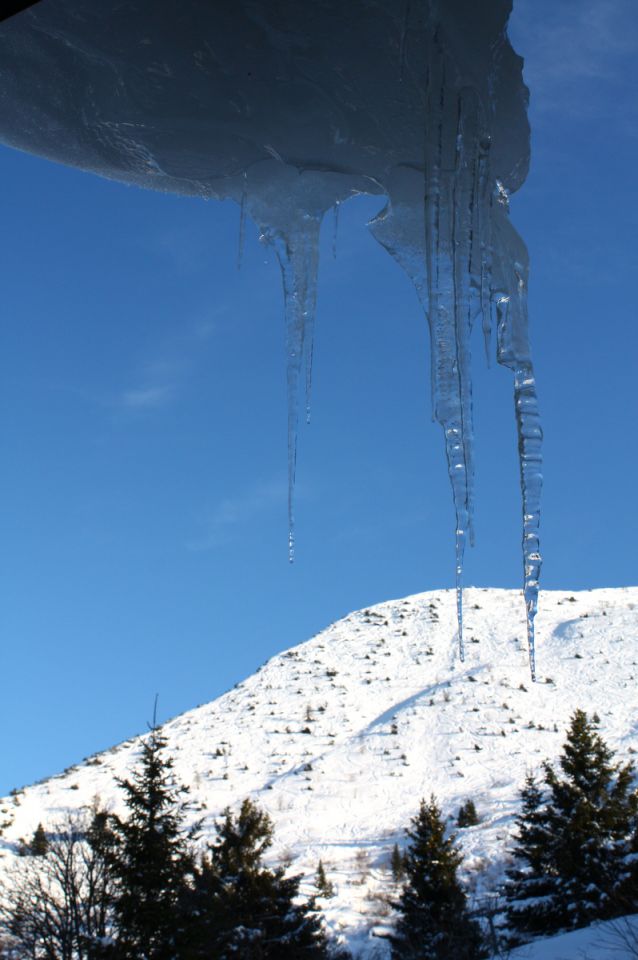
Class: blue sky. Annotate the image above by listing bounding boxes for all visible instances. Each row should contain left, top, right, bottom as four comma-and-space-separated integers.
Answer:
1, 0, 637, 795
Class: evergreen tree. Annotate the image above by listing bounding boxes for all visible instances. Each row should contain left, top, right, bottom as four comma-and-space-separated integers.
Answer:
504, 774, 555, 941
505, 710, 638, 941
29, 822, 48, 856
106, 725, 193, 960
623, 805, 638, 911
457, 801, 480, 828
315, 859, 335, 898
84, 806, 120, 950
390, 843, 406, 883
544, 710, 638, 928
390, 796, 485, 960
183, 798, 330, 959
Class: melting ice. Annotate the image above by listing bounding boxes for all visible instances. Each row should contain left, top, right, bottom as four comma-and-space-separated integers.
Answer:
0, 0, 542, 674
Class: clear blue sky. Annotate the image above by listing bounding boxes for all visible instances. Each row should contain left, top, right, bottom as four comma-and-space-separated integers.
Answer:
1, 0, 636, 796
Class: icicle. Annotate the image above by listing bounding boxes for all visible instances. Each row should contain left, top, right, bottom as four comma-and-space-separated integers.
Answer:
455, 530, 465, 662
264, 216, 321, 562
453, 87, 484, 550
514, 362, 542, 679
491, 196, 543, 679
471, 135, 493, 366
231, 12, 539, 671
423, 37, 478, 656
305, 326, 314, 427
332, 201, 340, 260
369, 21, 541, 673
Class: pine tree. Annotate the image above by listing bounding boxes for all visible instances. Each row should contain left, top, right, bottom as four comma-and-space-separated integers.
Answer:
390, 796, 485, 960
457, 800, 480, 828
544, 710, 638, 928
315, 859, 335, 898
29, 822, 48, 856
183, 798, 330, 959
505, 710, 638, 941
107, 725, 193, 960
390, 843, 406, 883
504, 774, 555, 941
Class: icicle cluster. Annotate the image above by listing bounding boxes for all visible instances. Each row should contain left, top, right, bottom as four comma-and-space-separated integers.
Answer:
0, 0, 541, 675
246, 18, 542, 676
370, 21, 542, 677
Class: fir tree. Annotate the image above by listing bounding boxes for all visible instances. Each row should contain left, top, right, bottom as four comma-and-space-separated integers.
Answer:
183, 798, 330, 959
390, 796, 485, 960
315, 859, 335, 898
106, 725, 193, 960
506, 710, 638, 941
29, 822, 48, 856
457, 800, 480, 828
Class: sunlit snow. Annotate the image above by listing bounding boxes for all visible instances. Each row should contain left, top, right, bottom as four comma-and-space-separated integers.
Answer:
1, 587, 636, 956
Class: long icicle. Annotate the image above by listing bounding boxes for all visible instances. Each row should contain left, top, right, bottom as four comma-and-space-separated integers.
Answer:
515, 362, 542, 679
491, 195, 543, 678
424, 34, 477, 661
266, 217, 321, 562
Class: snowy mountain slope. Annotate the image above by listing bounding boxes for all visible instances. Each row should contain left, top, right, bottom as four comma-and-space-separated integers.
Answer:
1, 587, 637, 956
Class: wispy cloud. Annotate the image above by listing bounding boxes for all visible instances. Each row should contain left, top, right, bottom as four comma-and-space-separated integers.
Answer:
118, 385, 174, 410
188, 478, 288, 551
510, 0, 638, 122
113, 315, 219, 415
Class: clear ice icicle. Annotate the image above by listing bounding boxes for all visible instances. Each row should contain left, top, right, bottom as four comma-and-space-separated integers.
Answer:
422, 37, 484, 658
368, 164, 471, 658
264, 216, 321, 562
515, 362, 542, 679
245, 161, 342, 563
332, 201, 340, 260
491, 197, 543, 678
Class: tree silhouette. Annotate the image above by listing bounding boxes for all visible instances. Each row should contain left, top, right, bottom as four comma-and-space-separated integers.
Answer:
390, 796, 484, 960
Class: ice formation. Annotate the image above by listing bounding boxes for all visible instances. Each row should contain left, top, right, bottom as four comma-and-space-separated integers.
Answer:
0, 0, 542, 674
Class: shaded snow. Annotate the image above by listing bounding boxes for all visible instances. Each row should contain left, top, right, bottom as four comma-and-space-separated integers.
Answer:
509, 914, 638, 960
1, 586, 637, 956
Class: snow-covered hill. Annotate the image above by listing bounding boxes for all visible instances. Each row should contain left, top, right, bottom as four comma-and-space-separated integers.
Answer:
2, 587, 637, 956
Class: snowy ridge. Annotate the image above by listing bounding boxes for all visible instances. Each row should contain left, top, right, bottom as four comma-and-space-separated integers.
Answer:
2, 587, 637, 956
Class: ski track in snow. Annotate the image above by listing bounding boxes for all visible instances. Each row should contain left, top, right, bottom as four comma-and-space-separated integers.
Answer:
1, 586, 637, 956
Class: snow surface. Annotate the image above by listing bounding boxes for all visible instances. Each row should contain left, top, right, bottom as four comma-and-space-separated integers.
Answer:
509, 914, 638, 960
2, 586, 637, 956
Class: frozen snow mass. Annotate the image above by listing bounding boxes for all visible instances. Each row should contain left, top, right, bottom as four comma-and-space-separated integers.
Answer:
0, 0, 543, 673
